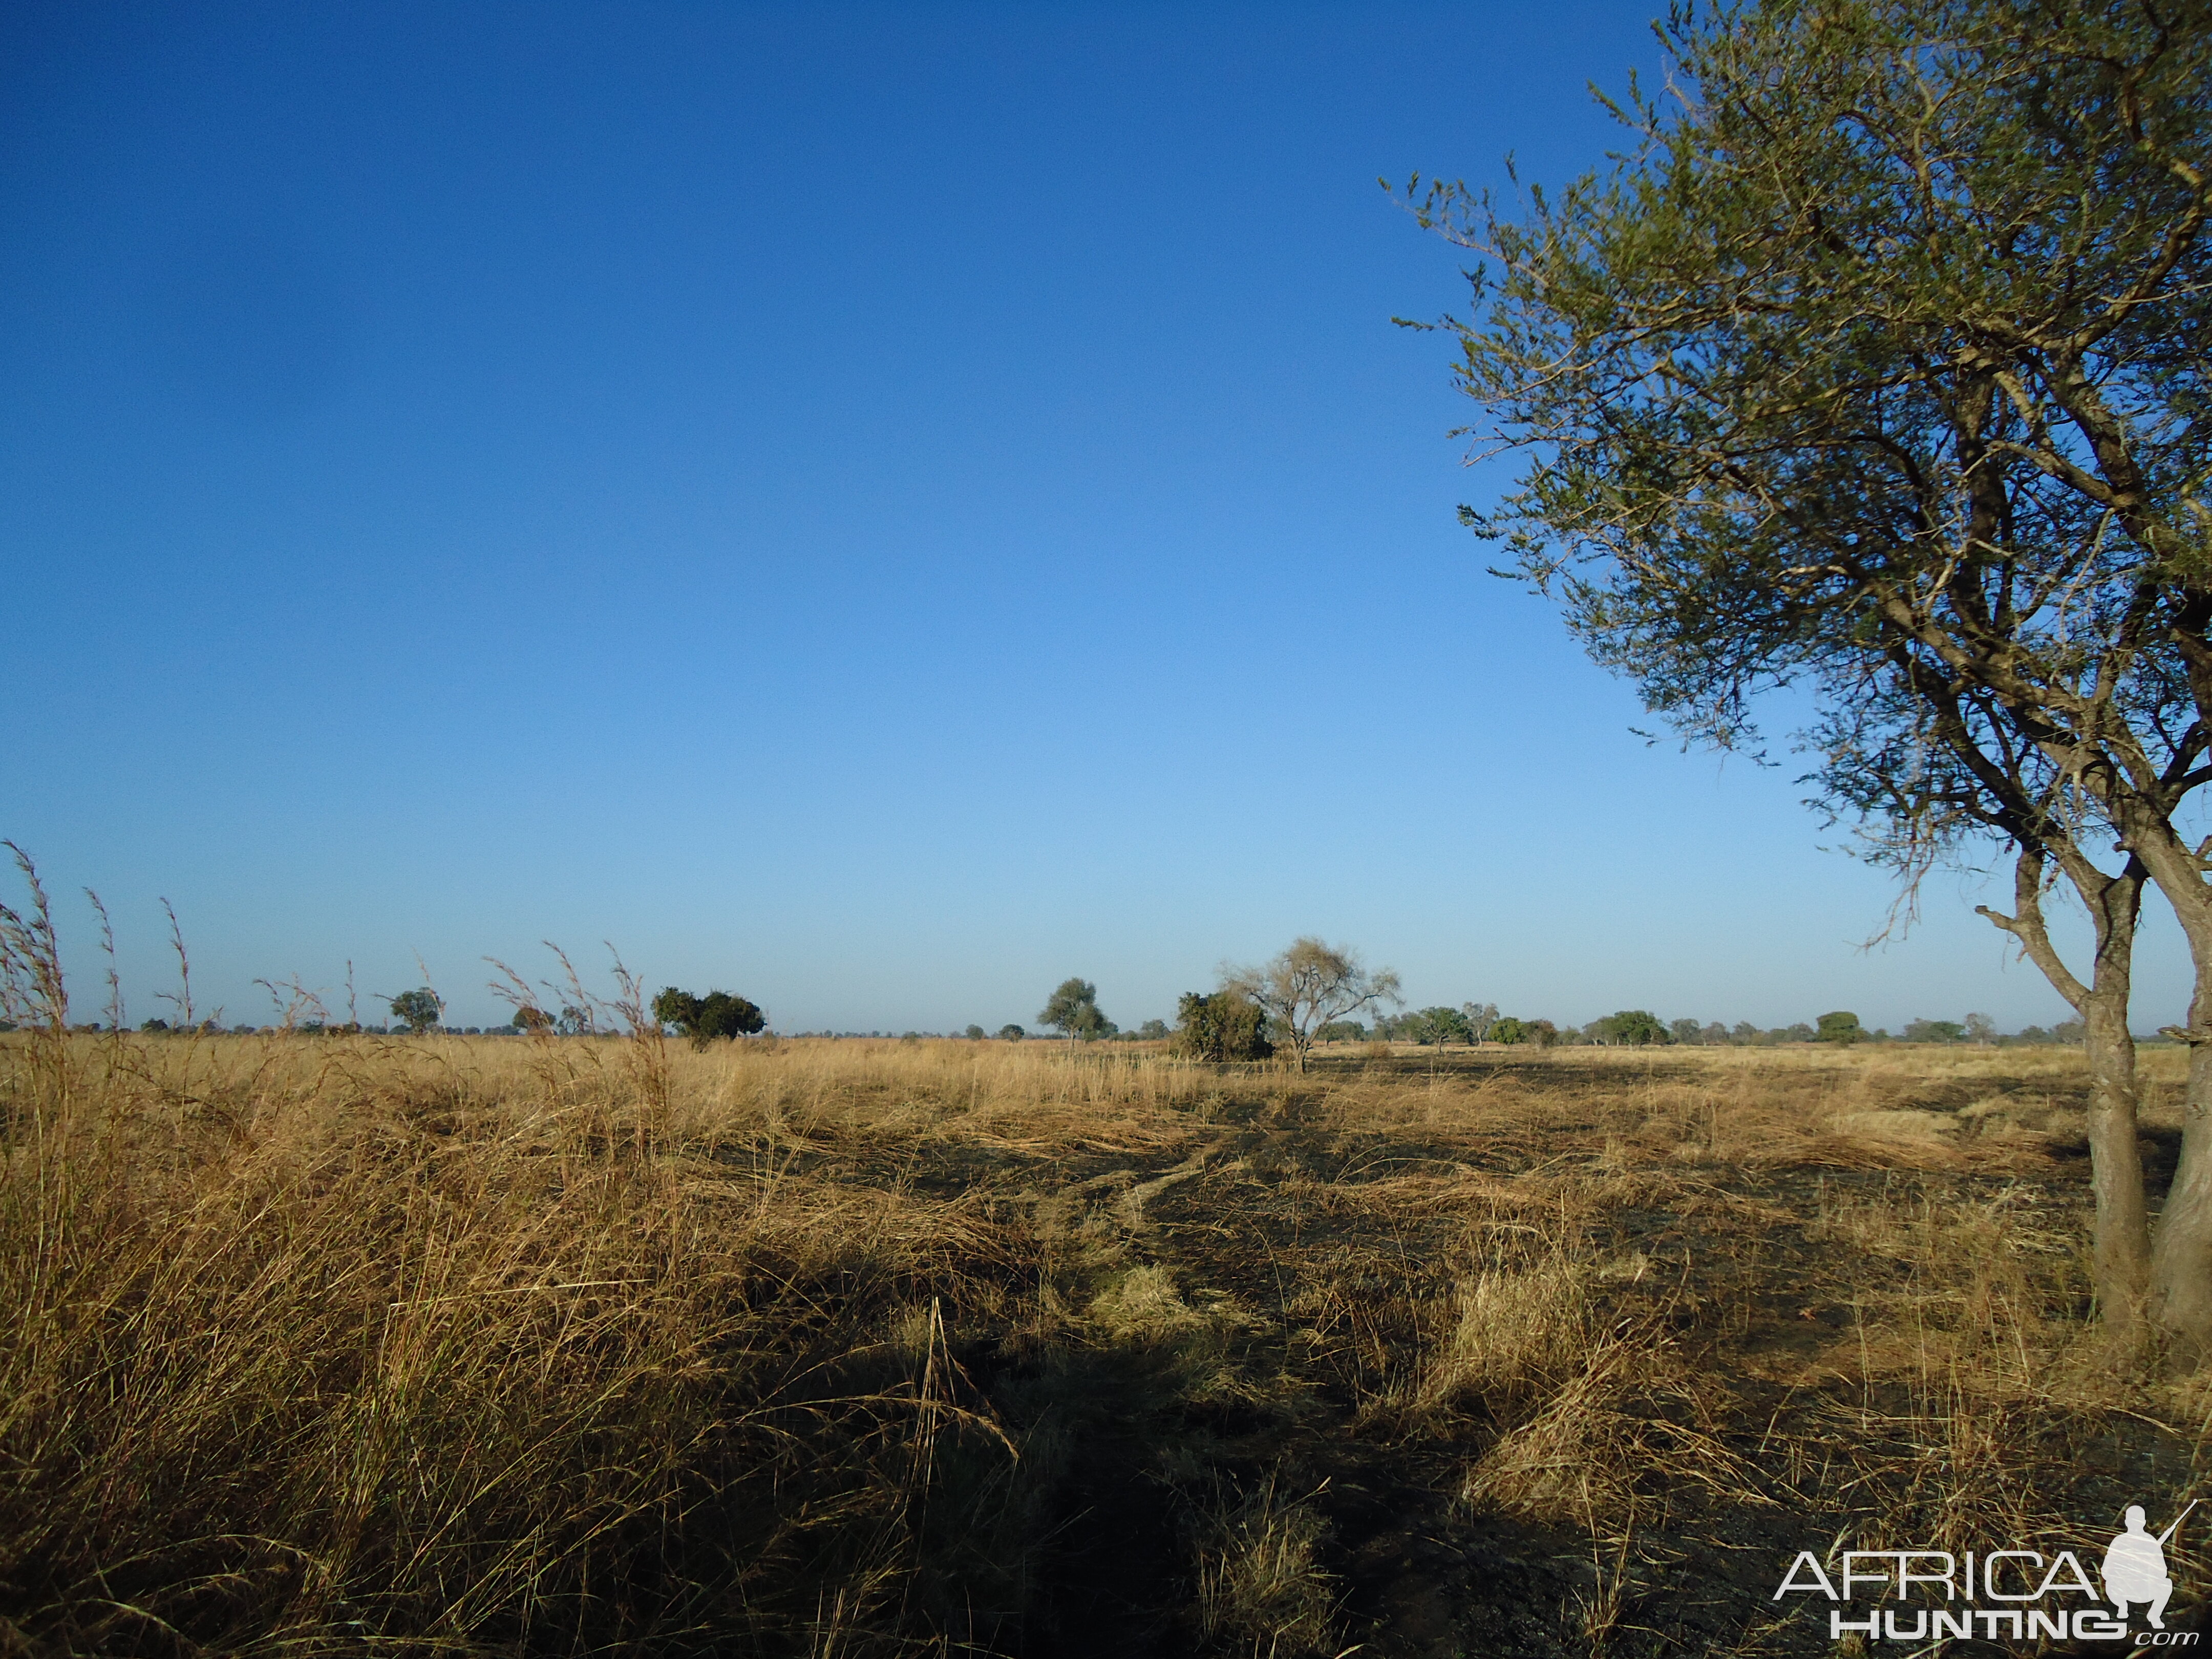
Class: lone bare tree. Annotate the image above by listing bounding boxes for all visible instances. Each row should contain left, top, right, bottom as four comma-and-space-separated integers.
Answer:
1225, 939, 1402, 1073
1408, 0, 2212, 1354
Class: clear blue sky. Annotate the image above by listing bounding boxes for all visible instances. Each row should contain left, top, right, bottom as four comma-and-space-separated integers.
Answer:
2, 1, 2190, 1033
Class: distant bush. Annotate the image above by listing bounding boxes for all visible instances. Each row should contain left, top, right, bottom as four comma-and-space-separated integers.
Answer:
1134, 1019, 1170, 1041
1172, 990, 1273, 1061
1489, 1016, 1529, 1046
996, 1025, 1025, 1042
962, 1024, 986, 1040
1816, 1011, 1862, 1045
1314, 1019, 1367, 1043
1903, 1018, 1966, 1044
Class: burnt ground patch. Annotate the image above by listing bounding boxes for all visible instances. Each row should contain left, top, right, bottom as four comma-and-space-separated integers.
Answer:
888, 1047, 2212, 1655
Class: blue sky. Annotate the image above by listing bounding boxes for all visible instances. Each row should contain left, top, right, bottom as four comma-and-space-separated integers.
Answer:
1, 1, 2191, 1034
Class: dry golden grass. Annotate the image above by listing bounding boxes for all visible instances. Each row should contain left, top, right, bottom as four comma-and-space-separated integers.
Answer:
3, 1025, 2205, 1656
1191, 1477, 1341, 1658
0, 1030, 1147, 1655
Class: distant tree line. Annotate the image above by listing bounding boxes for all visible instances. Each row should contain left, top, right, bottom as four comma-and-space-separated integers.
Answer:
37, 964, 2101, 1055
1314, 1008, 2092, 1048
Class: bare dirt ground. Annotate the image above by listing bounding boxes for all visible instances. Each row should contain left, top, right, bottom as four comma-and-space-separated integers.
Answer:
7, 1034, 2209, 1656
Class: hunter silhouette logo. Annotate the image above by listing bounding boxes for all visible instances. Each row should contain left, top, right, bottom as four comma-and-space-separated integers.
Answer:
1772, 1502, 2197, 1644
2105, 1502, 2193, 1630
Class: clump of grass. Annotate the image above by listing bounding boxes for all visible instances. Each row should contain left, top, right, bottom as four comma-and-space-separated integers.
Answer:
1416, 1243, 1594, 1418
1193, 1477, 1341, 1658
1461, 1325, 1766, 1532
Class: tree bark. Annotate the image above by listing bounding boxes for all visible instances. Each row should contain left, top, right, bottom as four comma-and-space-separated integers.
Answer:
2104, 814, 2212, 1360
2152, 1025, 2212, 1357
1982, 847, 2151, 1349
2082, 935, 2151, 1351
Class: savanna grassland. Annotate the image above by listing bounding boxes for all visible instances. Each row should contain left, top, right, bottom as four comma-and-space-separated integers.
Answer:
5, 1024, 2210, 1657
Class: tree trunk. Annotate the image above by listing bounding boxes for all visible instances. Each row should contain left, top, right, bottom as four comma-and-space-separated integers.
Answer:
2082, 962, 2151, 1351
1982, 847, 2151, 1349
2107, 817, 2212, 1362
2152, 1024, 2212, 1358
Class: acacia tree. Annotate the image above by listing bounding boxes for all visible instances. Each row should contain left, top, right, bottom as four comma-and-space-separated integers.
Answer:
1410, 0, 2212, 1352
388, 987, 442, 1035
1038, 977, 1115, 1041
1225, 939, 1402, 1073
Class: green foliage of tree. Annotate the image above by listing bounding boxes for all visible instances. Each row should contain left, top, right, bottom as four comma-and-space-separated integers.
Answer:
963, 1024, 987, 1040
1816, 1011, 1863, 1046
388, 988, 442, 1035
996, 1024, 1025, 1042
1488, 1015, 1529, 1046
1314, 1019, 1368, 1043
1587, 1009, 1668, 1047
1405, 1006, 1476, 1046
700, 992, 763, 1040
1407, 0, 2212, 1354
652, 988, 702, 1033
1037, 977, 1115, 1041
653, 988, 767, 1045
1904, 1019, 1967, 1045
1135, 1018, 1171, 1041
1172, 990, 1274, 1062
